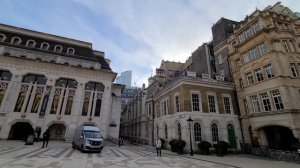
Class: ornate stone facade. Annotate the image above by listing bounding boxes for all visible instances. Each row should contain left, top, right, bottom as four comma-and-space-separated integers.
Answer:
0, 24, 124, 141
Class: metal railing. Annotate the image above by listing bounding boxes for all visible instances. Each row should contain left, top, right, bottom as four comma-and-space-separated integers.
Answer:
241, 143, 300, 163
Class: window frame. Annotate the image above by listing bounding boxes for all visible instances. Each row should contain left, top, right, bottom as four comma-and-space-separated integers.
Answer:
194, 122, 202, 142
264, 64, 275, 79
222, 94, 233, 114
11, 37, 22, 45
254, 68, 264, 82
260, 92, 271, 112
245, 72, 254, 85
174, 93, 180, 113
54, 45, 63, 53
207, 93, 218, 113
191, 91, 201, 112
250, 95, 260, 112
271, 90, 284, 110
26, 40, 36, 48
40, 42, 50, 50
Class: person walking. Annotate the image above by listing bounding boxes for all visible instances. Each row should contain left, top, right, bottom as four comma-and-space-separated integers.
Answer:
42, 129, 50, 148
156, 138, 162, 157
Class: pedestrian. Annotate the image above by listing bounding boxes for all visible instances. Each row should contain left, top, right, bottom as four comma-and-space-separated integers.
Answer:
25, 134, 34, 145
156, 138, 162, 157
119, 137, 122, 147
121, 137, 124, 146
42, 129, 50, 148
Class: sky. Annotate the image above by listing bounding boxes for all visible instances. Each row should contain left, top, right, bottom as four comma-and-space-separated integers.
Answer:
0, 0, 299, 87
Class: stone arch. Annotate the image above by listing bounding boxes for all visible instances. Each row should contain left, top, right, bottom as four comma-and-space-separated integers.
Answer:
46, 121, 68, 140
8, 120, 34, 140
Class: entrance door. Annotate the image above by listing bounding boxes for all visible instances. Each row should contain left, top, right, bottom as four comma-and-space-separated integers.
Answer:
227, 124, 237, 149
8, 122, 34, 140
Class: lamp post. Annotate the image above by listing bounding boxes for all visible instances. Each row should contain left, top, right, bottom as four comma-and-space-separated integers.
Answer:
187, 116, 193, 156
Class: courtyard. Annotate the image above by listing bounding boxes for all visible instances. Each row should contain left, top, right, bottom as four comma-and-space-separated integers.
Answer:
0, 140, 299, 168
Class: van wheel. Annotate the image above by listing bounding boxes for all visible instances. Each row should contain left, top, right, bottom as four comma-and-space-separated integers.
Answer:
80, 145, 85, 153
72, 142, 76, 149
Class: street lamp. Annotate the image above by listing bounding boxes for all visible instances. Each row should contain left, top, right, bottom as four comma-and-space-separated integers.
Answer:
187, 116, 193, 156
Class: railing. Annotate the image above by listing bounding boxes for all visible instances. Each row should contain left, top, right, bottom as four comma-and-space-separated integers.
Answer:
241, 143, 300, 163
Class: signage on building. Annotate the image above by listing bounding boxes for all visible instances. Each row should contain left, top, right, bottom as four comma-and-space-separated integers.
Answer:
187, 71, 196, 77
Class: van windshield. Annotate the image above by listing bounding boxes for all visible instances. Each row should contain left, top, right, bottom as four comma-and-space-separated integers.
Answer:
84, 131, 101, 138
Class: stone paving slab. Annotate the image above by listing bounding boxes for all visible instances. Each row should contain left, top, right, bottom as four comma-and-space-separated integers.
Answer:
0, 140, 299, 168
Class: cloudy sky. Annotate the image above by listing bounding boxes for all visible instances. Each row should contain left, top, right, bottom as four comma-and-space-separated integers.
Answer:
0, 0, 299, 87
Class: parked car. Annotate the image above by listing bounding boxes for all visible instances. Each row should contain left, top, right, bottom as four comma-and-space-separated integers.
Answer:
72, 125, 104, 153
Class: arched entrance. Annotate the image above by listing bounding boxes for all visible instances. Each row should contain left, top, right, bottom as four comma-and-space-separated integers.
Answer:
263, 126, 298, 150
8, 122, 34, 140
227, 124, 237, 149
48, 123, 66, 140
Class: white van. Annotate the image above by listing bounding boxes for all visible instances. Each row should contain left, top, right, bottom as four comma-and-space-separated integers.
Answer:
72, 125, 104, 153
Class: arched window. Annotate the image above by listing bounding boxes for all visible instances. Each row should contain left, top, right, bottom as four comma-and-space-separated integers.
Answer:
211, 123, 219, 143
50, 95, 59, 114
55, 78, 77, 88
177, 123, 182, 139
85, 82, 104, 91
26, 40, 36, 48
14, 91, 26, 112
22, 74, 47, 85
164, 124, 168, 139
67, 48, 75, 55
194, 123, 202, 142
64, 96, 73, 115
40, 42, 49, 50
54, 45, 63, 53
31, 93, 41, 113
0, 34, 6, 42
0, 70, 12, 81
11, 37, 22, 45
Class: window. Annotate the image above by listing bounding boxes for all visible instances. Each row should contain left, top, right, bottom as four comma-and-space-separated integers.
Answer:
82, 98, 89, 116
239, 78, 244, 90
26, 40, 36, 48
94, 99, 102, 116
54, 45, 63, 53
175, 95, 180, 112
211, 124, 219, 143
31, 93, 41, 113
0, 90, 5, 107
223, 97, 231, 114
249, 48, 258, 60
161, 100, 168, 115
40, 42, 49, 50
191, 93, 200, 111
290, 63, 299, 77
218, 55, 223, 65
245, 29, 253, 38
282, 40, 290, 52
243, 52, 250, 63
64, 96, 73, 115
14, 92, 26, 112
0, 70, 12, 81
261, 92, 271, 111
155, 104, 159, 118
208, 95, 216, 113
253, 23, 260, 33
258, 43, 268, 55
0, 34, 6, 42
194, 123, 202, 142
164, 124, 168, 139
254, 68, 264, 82
50, 95, 60, 114
271, 90, 284, 110
251, 95, 260, 112
246, 72, 254, 85
177, 123, 182, 140
67, 48, 75, 55
264, 64, 274, 78
243, 99, 249, 114
235, 59, 241, 68
239, 34, 245, 43
11, 37, 21, 45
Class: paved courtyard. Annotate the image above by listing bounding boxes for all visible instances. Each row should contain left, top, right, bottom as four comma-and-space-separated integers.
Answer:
0, 140, 299, 168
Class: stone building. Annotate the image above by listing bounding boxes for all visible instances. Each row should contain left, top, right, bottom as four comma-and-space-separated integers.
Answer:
0, 23, 124, 141
152, 74, 242, 150
212, 18, 239, 82
184, 42, 216, 78
227, 2, 300, 150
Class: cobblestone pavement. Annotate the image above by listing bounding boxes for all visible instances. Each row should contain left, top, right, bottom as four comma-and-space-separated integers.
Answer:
0, 141, 299, 168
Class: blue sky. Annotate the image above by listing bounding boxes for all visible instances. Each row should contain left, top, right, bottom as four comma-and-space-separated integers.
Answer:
0, 0, 299, 87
